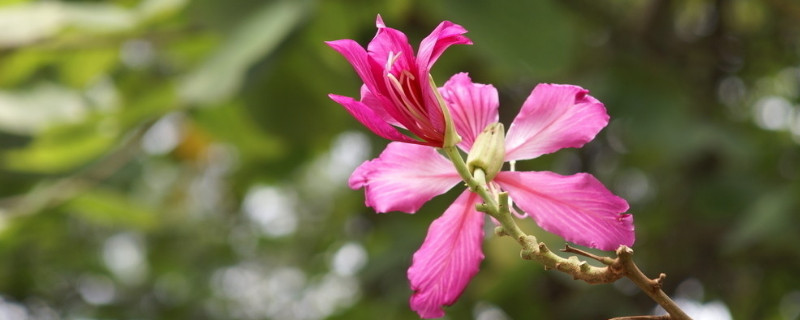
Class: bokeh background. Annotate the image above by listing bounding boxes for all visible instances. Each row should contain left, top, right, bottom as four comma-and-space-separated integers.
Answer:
1, 0, 799, 319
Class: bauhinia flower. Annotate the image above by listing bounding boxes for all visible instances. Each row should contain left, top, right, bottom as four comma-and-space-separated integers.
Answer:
326, 15, 471, 147
349, 73, 635, 318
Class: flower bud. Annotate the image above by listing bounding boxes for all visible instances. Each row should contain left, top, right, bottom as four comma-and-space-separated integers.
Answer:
466, 122, 505, 181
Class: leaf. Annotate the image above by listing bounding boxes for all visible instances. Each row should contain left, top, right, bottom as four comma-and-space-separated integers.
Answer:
58, 48, 118, 87
65, 189, 159, 230
0, 49, 53, 86
192, 101, 284, 160
2, 120, 117, 173
178, 0, 308, 104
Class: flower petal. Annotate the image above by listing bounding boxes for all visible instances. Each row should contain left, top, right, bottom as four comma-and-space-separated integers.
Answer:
495, 171, 634, 250
360, 85, 403, 128
440, 73, 499, 151
367, 15, 417, 77
408, 190, 484, 318
326, 39, 383, 95
415, 21, 471, 136
329, 94, 419, 144
348, 142, 461, 213
417, 20, 472, 70
505, 84, 609, 161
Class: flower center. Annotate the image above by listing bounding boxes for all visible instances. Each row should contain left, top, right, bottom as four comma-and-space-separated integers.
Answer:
384, 52, 438, 141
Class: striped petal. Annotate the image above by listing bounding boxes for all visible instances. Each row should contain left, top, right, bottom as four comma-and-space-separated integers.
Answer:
349, 142, 461, 213
440, 73, 499, 151
329, 94, 419, 144
505, 84, 609, 161
495, 171, 634, 250
408, 190, 484, 318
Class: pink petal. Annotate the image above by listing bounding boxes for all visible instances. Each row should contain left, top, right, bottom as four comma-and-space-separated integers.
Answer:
408, 190, 485, 318
329, 94, 419, 144
495, 171, 634, 250
415, 21, 471, 134
360, 85, 403, 128
439, 73, 499, 151
348, 142, 461, 213
417, 20, 472, 70
504, 84, 609, 161
325, 39, 383, 95
368, 17, 415, 75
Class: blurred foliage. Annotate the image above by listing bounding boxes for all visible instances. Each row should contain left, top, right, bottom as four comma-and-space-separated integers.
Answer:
0, 0, 799, 319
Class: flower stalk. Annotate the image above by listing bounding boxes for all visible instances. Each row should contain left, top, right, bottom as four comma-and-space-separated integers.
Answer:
441, 144, 692, 320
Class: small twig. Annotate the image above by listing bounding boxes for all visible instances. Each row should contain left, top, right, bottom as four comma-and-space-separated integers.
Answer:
562, 244, 616, 266
441, 144, 692, 320
617, 247, 690, 319
609, 316, 671, 320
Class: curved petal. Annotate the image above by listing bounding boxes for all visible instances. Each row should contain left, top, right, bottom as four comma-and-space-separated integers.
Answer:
505, 84, 609, 161
417, 20, 472, 70
439, 73, 499, 151
495, 171, 634, 250
326, 39, 383, 95
360, 85, 403, 128
416, 20, 471, 138
329, 94, 419, 144
348, 142, 461, 213
368, 17, 415, 75
408, 190, 484, 318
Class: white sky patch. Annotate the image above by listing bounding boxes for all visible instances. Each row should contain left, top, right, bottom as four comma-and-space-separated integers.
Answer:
78, 274, 116, 305
780, 290, 800, 320
615, 168, 652, 204
331, 242, 367, 277
0, 297, 27, 320
299, 131, 371, 202
211, 264, 359, 320
327, 132, 371, 182
141, 113, 183, 155
653, 278, 732, 320
0, 84, 86, 135
243, 185, 298, 237
120, 39, 155, 69
474, 301, 510, 320
753, 96, 793, 131
103, 233, 148, 285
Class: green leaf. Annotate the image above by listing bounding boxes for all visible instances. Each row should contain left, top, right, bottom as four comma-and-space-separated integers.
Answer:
65, 189, 158, 230
178, 0, 308, 104
432, 0, 579, 79
0, 49, 53, 86
192, 101, 284, 160
58, 48, 118, 87
3, 120, 118, 173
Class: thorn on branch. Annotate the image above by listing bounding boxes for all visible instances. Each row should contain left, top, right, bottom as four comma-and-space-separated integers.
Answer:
609, 316, 671, 320
649, 273, 667, 291
538, 242, 549, 254
579, 261, 591, 273
494, 226, 507, 237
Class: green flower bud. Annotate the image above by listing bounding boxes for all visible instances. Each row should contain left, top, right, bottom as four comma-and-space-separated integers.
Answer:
466, 122, 505, 181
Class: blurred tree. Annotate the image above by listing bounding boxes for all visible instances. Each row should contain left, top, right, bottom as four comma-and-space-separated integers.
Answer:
0, 0, 798, 319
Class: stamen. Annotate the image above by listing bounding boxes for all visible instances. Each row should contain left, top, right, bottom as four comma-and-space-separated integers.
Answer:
386, 51, 402, 70
387, 73, 428, 127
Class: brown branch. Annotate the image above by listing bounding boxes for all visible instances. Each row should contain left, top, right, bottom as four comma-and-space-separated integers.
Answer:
500, 231, 693, 319
447, 147, 691, 319
616, 247, 690, 320
609, 316, 671, 320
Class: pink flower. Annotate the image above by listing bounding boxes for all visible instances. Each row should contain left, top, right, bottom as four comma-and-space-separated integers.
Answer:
349, 73, 634, 318
327, 15, 471, 147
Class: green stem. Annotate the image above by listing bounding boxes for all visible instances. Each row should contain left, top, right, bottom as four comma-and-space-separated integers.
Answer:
440, 145, 692, 320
